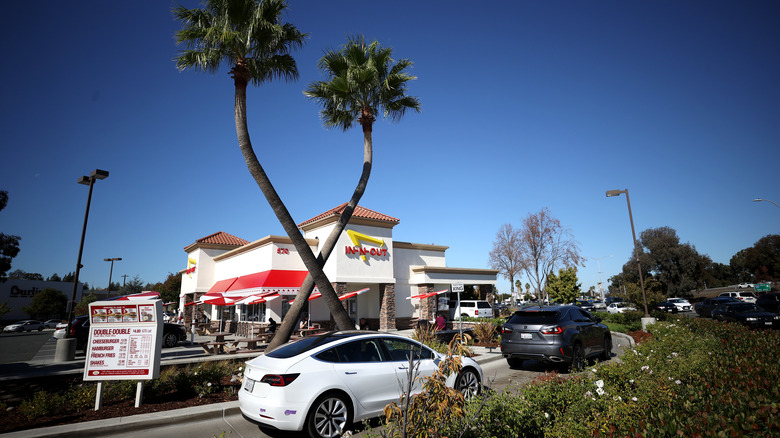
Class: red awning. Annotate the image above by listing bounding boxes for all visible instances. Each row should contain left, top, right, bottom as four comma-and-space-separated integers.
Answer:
407, 289, 449, 300
223, 270, 316, 296
202, 293, 238, 306
207, 277, 238, 294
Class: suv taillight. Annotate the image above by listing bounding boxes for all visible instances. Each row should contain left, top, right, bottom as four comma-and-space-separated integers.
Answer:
541, 326, 563, 335
260, 374, 300, 387
69, 325, 76, 336
501, 326, 513, 335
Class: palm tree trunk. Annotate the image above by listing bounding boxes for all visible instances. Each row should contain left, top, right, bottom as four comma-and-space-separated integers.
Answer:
268, 122, 374, 350
232, 74, 354, 332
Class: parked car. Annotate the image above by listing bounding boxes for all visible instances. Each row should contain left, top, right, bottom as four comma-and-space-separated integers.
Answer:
711, 302, 779, 329
718, 291, 757, 303
500, 305, 611, 371
605, 296, 624, 305
666, 298, 692, 312
694, 297, 739, 318
575, 300, 596, 312
449, 300, 492, 319
756, 293, 780, 313
592, 300, 606, 310
607, 302, 636, 314
738, 283, 755, 289
239, 331, 482, 438
67, 315, 188, 350
43, 319, 64, 329
653, 301, 679, 313
3, 320, 45, 332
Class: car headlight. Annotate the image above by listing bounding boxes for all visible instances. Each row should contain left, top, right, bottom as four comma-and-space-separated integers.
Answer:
774, 316, 780, 320
746, 317, 758, 321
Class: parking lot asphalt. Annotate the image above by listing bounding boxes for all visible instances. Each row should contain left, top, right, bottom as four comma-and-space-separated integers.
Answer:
0, 330, 634, 438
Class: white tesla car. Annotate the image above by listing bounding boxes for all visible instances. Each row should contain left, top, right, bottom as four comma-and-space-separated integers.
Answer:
239, 331, 482, 438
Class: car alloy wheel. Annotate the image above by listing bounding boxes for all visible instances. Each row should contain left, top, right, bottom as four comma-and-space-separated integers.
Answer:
571, 343, 585, 371
456, 368, 481, 400
307, 393, 351, 438
163, 332, 178, 348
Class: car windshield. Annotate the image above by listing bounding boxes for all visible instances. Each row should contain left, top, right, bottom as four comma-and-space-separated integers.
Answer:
507, 311, 559, 325
728, 303, 757, 312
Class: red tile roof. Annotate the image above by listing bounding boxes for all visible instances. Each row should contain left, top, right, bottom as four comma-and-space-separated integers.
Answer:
193, 231, 250, 247
298, 203, 400, 228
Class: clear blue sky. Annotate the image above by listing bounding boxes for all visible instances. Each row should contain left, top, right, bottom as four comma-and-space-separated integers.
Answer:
1, 1, 778, 296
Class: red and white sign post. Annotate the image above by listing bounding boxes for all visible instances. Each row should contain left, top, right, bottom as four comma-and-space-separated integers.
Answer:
83, 300, 163, 409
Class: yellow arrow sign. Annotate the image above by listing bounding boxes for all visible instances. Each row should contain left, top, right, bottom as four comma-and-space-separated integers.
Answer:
346, 230, 386, 262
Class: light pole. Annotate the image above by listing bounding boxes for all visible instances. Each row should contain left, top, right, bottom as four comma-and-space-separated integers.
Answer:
754, 198, 780, 209
606, 189, 652, 321
56, 169, 109, 362
590, 255, 613, 301
104, 257, 122, 296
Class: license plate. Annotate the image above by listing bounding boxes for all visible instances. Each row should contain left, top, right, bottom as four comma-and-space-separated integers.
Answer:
765, 322, 773, 326
244, 377, 255, 392
521, 333, 532, 339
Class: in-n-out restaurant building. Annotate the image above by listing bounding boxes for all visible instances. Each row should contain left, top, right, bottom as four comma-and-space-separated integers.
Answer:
178, 204, 498, 330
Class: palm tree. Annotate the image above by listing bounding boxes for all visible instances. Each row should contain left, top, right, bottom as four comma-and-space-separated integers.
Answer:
174, 0, 355, 331
266, 36, 420, 350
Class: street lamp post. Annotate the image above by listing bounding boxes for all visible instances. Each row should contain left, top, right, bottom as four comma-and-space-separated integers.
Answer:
55, 169, 109, 363
754, 198, 780, 209
606, 189, 654, 328
590, 255, 613, 302
104, 257, 122, 296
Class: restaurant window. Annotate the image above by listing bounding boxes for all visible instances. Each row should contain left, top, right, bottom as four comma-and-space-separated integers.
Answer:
241, 302, 266, 322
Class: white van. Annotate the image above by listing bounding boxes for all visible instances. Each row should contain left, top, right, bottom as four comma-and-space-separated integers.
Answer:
449, 300, 493, 319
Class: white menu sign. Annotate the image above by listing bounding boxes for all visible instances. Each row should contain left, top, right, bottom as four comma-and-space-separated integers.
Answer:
83, 300, 162, 381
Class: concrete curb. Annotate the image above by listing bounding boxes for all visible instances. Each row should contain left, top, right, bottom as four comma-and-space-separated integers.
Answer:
1, 401, 242, 438
612, 331, 636, 348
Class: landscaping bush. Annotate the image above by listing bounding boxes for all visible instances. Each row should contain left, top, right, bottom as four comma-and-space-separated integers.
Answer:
390, 316, 780, 437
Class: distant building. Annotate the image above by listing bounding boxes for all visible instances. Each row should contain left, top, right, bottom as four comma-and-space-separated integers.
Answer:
178, 204, 498, 330
0, 279, 83, 321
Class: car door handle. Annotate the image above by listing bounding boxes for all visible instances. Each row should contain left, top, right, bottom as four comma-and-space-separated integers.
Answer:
345, 371, 357, 375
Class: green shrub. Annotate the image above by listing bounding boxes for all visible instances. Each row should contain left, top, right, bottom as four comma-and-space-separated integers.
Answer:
384, 316, 780, 437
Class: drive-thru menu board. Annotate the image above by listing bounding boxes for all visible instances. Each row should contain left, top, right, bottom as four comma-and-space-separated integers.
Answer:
83, 300, 162, 381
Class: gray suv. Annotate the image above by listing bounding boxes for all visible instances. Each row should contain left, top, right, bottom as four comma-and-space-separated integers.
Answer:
500, 305, 612, 371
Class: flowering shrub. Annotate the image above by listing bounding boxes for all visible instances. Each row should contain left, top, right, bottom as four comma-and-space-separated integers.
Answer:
397, 316, 780, 437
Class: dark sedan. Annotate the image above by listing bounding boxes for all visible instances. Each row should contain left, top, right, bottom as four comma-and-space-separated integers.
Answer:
694, 297, 739, 318
654, 301, 679, 313
711, 302, 779, 329
68, 315, 188, 350
500, 305, 611, 371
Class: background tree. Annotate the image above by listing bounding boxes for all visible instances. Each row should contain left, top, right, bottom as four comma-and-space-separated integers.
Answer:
47, 273, 61, 281
742, 234, 780, 282
614, 226, 709, 297
489, 223, 525, 298
0, 301, 9, 319
517, 207, 583, 301
119, 275, 144, 295
8, 269, 43, 280
0, 191, 21, 281
22, 288, 68, 319
545, 267, 581, 304
74, 292, 99, 316
175, 0, 356, 333
146, 272, 182, 306
729, 249, 752, 283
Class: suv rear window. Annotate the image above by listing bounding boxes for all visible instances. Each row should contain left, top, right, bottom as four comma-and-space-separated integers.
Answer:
477, 302, 491, 308
507, 311, 559, 325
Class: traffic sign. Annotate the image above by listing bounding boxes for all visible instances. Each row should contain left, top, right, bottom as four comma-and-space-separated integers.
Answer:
755, 283, 771, 292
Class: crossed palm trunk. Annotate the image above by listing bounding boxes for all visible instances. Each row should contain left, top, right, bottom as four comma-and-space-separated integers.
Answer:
233, 69, 357, 336
267, 125, 374, 350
